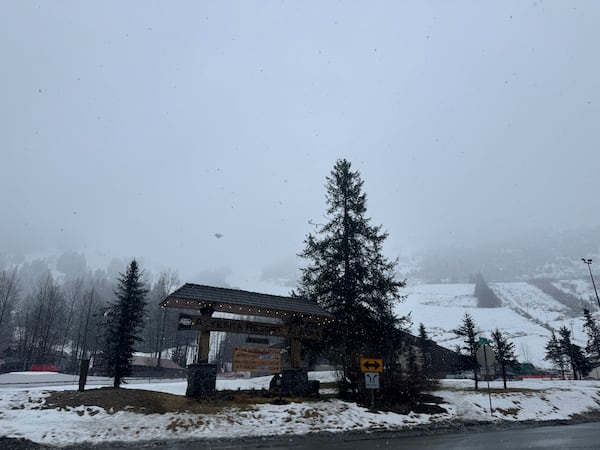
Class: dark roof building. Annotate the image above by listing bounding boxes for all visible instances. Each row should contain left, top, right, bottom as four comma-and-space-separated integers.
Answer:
160, 283, 334, 323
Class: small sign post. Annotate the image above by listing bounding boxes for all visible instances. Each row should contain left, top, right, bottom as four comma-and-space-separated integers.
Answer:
476, 344, 496, 416
364, 372, 380, 389
361, 358, 383, 409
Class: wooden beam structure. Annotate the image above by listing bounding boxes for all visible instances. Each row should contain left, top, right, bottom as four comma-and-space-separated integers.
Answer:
162, 284, 334, 369
178, 314, 323, 340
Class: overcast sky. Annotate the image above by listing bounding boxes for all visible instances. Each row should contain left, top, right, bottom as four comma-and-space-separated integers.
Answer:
2, 1, 599, 291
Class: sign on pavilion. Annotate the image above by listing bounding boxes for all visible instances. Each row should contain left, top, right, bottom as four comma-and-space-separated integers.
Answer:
160, 283, 334, 370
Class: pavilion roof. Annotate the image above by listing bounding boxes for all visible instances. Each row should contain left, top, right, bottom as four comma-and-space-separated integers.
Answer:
160, 283, 334, 323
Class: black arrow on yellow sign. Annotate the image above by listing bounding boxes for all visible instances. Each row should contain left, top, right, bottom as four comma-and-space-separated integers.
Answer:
360, 358, 383, 372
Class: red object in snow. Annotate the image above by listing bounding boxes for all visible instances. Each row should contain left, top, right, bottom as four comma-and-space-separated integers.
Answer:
30, 364, 58, 372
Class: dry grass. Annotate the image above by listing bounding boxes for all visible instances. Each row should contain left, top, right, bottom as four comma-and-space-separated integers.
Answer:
443, 385, 542, 394
43, 387, 315, 415
495, 407, 521, 417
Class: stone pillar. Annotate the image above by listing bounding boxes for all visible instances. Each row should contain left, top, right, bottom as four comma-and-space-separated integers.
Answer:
186, 363, 217, 397
281, 368, 309, 396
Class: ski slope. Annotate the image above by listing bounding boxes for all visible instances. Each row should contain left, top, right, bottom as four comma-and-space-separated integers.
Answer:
396, 280, 596, 367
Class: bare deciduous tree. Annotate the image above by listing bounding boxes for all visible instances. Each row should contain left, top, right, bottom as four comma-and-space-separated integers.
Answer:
0, 268, 20, 350
16, 272, 66, 369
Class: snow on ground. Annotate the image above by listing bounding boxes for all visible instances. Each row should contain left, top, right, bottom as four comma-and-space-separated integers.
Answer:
493, 282, 570, 323
1, 372, 600, 447
554, 279, 594, 301
399, 283, 553, 365
397, 281, 597, 367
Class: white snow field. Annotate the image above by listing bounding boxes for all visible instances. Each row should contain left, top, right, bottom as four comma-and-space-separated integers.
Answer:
1, 371, 600, 447
398, 280, 596, 367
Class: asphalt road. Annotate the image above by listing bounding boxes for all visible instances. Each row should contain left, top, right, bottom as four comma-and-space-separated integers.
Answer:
56, 421, 600, 450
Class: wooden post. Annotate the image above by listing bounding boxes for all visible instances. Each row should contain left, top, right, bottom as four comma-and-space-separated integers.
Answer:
291, 338, 301, 368
198, 329, 211, 363
197, 306, 214, 364
78, 359, 90, 392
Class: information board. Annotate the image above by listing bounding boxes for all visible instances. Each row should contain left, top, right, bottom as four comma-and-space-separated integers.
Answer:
232, 346, 281, 373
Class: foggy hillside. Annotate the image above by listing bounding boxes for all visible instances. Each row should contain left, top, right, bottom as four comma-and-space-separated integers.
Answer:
410, 226, 600, 283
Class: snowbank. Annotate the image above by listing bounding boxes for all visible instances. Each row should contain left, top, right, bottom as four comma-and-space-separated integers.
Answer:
1, 373, 600, 447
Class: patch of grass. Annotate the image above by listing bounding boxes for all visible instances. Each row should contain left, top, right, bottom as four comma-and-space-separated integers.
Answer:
570, 410, 600, 420
44, 388, 222, 414
496, 407, 521, 417
302, 408, 322, 419
487, 388, 542, 394
442, 386, 542, 394
43, 388, 320, 415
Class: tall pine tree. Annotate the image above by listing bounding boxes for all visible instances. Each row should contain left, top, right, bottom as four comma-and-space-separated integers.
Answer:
558, 326, 590, 380
453, 313, 480, 389
491, 328, 516, 389
545, 331, 565, 379
582, 308, 600, 367
104, 260, 148, 388
296, 159, 406, 394
418, 323, 433, 375
558, 326, 578, 380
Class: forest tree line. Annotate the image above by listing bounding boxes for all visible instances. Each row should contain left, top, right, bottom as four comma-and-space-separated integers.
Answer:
0, 254, 194, 373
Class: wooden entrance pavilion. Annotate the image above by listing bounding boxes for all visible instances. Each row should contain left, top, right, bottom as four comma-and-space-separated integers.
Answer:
160, 283, 334, 396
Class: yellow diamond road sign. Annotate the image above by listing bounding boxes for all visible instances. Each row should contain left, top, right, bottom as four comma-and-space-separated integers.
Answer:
360, 358, 383, 373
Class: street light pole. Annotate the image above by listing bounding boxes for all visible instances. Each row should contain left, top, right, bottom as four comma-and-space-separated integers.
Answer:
582, 258, 600, 310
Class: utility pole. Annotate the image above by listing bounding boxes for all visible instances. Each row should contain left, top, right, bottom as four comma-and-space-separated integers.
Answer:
582, 258, 600, 310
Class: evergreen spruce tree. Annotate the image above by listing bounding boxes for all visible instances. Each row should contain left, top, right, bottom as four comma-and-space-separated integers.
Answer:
490, 328, 516, 389
296, 159, 406, 396
571, 344, 592, 378
558, 326, 578, 380
545, 331, 565, 379
582, 308, 600, 366
418, 323, 432, 375
453, 313, 480, 389
418, 323, 428, 340
104, 260, 148, 388
558, 326, 590, 380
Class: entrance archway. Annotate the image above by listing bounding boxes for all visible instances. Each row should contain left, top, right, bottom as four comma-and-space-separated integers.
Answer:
160, 283, 334, 396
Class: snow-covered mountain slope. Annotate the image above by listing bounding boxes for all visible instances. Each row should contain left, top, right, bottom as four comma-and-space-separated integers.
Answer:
396, 280, 598, 368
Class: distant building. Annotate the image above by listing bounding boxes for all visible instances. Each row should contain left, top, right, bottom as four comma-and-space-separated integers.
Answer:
130, 356, 187, 378
396, 330, 465, 377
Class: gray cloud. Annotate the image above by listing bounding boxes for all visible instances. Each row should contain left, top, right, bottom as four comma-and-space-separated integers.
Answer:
260, 257, 299, 289
1, 2, 599, 290
190, 267, 234, 289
